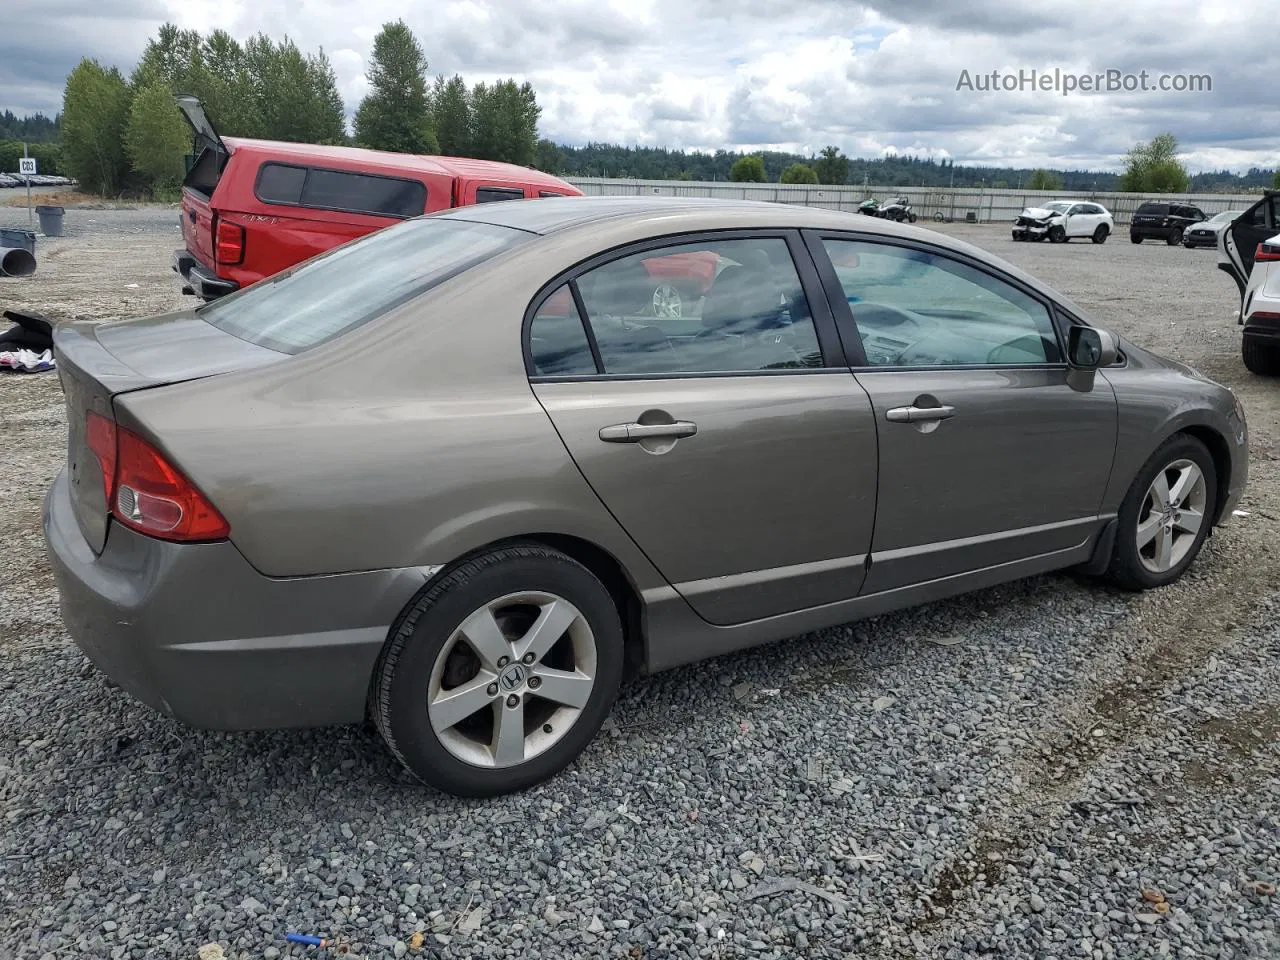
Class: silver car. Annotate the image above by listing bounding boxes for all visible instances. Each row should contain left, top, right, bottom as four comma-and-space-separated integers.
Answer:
43, 197, 1249, 796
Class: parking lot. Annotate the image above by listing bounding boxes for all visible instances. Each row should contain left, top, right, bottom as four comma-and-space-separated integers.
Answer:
1, 207, 1277, 959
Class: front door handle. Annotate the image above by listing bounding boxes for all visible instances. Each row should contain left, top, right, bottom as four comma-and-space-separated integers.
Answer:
599, 420, 698, 442
886, 405, 955, 423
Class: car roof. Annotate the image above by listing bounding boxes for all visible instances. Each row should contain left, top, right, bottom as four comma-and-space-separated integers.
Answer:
221, 137, 576, 188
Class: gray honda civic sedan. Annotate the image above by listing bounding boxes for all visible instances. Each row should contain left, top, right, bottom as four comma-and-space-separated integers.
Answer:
44, 197, 1248, 796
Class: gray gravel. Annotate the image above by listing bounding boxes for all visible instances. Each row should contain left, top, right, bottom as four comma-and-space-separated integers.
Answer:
1, 210, 1278, 959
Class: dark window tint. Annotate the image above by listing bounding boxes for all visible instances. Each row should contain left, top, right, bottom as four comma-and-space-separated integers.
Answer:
529, 285, 597, 376
199, 219, 526, 354
539, 191, 568, 198
256, 163, 306, 204
1137, 202, 1169, 216
574, 237, 824, 375
183, 148, 224, 197
821, 239, 1060, 367
302, 168, 426, 217
476, 187, 526, 203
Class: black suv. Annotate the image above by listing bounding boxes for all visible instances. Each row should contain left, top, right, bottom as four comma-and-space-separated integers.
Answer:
1130, 201, 1206, 245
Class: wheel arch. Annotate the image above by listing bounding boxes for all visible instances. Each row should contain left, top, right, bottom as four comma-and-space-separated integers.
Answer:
1178, 424, 1233, 525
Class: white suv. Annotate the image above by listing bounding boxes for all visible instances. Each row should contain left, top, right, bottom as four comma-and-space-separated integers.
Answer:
1012, 201, 1114, 244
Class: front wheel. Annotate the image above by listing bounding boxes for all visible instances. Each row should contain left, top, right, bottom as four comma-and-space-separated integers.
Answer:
1049, 225, 1067, 243
1105, 436, 1216, 591
907, 213, 917, 223
1130, 234, 1143, 244
371, 545, 624, 797
1092, 225, 1109, 244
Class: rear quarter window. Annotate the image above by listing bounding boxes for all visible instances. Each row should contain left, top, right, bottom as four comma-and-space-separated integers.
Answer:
475, 187, 526, 203
1137, 202, 1169, 216
254, 162, 427, 218
198, 218, 528, 354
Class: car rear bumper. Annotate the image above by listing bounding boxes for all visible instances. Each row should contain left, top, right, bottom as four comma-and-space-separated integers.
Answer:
42, 469, 433, 730
173, 249, 239, 301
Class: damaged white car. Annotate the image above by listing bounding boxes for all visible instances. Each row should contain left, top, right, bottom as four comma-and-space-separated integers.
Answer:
1012, 200, 1114, 244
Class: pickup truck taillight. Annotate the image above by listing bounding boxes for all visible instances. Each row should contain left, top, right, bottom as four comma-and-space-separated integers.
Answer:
85, 411, 230, 542
1256, 241, 1280, 263
215, 219, 245, 266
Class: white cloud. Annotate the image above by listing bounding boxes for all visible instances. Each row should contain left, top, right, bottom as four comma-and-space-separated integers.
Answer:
2, 0, 1278, 171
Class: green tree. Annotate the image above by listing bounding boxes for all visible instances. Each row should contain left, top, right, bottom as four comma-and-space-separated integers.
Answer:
1272, 169, 1279, 190
432, 74, 471, 156
1120, 132, 1190, 193
61, 59, 131, 194
125, 81, 190, 192
729, 154, 767, 182
780, 162, 818, 184
534, 137, 561, 173
1026, 168, 1063, 191
812, 145, 848, 185
470, 79, 540, 166
354, 20, 435, 153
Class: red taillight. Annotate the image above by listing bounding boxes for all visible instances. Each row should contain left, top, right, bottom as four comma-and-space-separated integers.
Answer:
84, 412, 229, 542
85, 411, 117, 503
1255, 242, 1280, 262
215, 218, 244, 266
1250, 311, 1280, 321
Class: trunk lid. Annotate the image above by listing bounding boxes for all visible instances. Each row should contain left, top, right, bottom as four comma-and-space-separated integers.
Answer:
55, 313, 283, 553
176, 95, 231, 270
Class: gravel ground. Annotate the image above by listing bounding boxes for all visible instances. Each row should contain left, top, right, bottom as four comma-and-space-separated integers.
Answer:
1, 208, 1277, 959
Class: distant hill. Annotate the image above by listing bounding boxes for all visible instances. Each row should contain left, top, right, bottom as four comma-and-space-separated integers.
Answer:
538, 142, 1276, 193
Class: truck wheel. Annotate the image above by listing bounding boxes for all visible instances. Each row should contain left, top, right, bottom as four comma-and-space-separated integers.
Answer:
1130, 234, 1143, 244
1242, 336, 1280, 375
1167, 228, 1183, 246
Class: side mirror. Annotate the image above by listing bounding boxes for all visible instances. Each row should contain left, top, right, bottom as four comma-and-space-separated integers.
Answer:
1067, 325, 1118, 370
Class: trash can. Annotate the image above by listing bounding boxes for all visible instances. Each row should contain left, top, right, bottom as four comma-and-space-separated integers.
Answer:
35, 205, 65, 237
0, 227, 36, 254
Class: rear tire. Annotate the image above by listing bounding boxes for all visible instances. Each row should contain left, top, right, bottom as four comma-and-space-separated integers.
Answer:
371, 544, 624, 797
1130, 234, 1143, 244
1242, 336, 1280, 375
1167, 228, 1183, 246
1105, 435, 1216, 592
1092, 225, 1109, 244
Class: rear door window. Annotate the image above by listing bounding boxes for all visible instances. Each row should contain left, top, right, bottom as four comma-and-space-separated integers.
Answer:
199, 218, 527, 354
476, 187, 526, 203
254, 162, 427, 217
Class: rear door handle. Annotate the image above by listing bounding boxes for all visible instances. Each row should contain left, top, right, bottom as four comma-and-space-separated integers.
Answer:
886, 405, 955, 423
599, 420, 698, 442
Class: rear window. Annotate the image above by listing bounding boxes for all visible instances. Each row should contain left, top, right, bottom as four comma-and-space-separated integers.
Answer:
254, 162, 427, 218
476, 187, 525, 203
198, 218, 528, 354
1137, 202, 1169, 216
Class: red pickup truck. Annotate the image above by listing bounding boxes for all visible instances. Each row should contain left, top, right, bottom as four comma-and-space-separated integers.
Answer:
173, 96, 585, 301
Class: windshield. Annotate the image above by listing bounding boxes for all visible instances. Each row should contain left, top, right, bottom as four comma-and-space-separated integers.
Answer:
1043, 201, 1072, 213
1210, 211, 1244, 224
199, 218, 530, 354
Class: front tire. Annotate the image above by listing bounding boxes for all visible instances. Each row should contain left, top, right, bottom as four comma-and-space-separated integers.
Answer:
1242, 336, 1280, 375
1092, 225, 1109, 244
650, 282, 683, 318
1049, 225, 1067, 243
1105, 436, 1216, 591
371, 545, 624, 797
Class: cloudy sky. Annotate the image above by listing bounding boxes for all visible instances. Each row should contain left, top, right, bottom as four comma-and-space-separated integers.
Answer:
2, 0, 1278, 172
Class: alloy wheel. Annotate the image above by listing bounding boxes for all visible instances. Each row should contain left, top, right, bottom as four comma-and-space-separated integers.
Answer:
1135, 458, 1207, 574
651, 283, 683, 318
427, 591, 597, 768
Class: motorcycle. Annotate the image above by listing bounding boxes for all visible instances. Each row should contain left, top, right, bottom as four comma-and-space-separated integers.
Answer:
879, 196, 917, 223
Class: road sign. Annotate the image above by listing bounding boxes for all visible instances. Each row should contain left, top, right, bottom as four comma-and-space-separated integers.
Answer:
18, 157, 37, 175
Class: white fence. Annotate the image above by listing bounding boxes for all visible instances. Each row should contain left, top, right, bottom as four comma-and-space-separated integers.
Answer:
561, 178, 1259, 226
